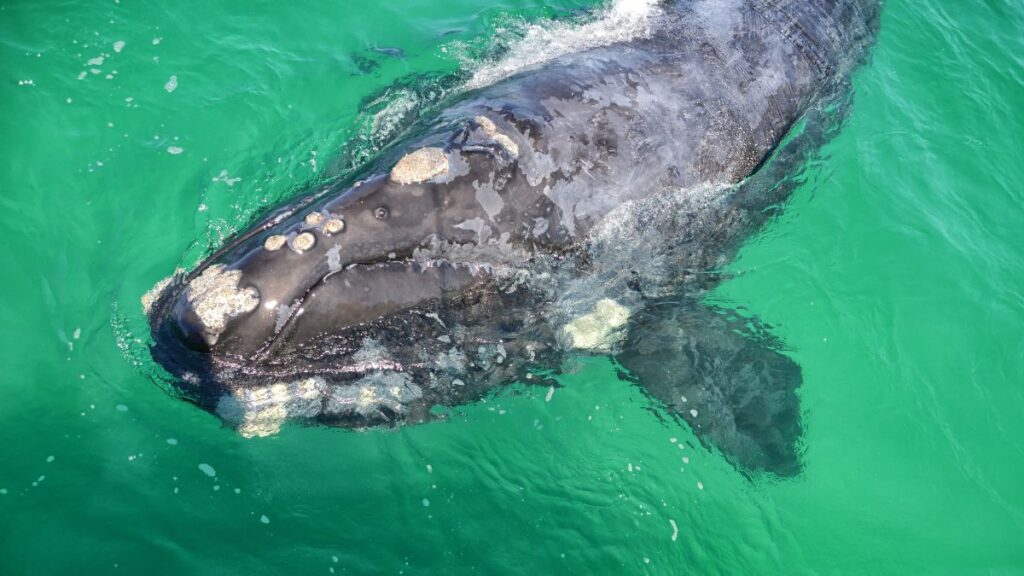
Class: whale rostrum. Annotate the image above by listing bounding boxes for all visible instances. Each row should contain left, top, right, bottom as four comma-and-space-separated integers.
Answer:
145, 0, 880, 475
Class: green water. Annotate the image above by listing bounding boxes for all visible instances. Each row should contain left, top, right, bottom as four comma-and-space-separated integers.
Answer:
1, 0, 1022, 573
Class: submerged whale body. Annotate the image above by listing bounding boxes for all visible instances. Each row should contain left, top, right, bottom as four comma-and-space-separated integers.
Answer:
146, 0, 879, 475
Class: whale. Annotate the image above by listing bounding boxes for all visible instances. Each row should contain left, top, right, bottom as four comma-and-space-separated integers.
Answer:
144, 0, 880, 476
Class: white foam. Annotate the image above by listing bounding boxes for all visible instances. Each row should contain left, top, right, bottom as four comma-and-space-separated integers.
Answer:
198, 463, 216, 477
463, 0, 660, 90
212, 169, 241, 186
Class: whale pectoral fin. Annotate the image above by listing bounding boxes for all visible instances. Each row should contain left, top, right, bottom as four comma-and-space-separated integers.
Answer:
616, 299, 803, 477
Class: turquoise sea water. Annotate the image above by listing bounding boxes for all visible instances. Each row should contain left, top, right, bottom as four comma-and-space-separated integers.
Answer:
1, 0, 1022, 573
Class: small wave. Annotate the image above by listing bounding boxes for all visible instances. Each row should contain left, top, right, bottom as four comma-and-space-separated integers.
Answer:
461, 0, 661, 90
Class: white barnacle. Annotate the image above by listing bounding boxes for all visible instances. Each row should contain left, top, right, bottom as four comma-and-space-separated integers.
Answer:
563, 298, 631, 351
390, 147, 449, 184
304, 211, 324, 227
184, 265, 259, 341
140, 268, 184, 315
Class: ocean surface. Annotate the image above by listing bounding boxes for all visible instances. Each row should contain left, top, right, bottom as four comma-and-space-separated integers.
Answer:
1, 0, 1022, 573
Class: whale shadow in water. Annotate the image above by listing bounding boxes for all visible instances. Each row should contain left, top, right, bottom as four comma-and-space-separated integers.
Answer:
617, 300, 804, 477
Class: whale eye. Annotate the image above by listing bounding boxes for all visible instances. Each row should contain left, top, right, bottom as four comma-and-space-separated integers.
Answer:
374, 206, 390, 220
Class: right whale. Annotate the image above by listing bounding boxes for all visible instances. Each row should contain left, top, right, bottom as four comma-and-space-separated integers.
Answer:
145, 0, 881, 476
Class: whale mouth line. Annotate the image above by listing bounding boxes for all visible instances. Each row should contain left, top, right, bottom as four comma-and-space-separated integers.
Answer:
216, 355, 410, 385
251, 255, 499, 360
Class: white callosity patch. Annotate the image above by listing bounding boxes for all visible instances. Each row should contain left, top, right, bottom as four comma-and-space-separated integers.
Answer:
184, 264, 259, 343
291, 232, 316, 253
304, 212, 325, 227
216, 377, 327, 438
390, 147, 449, 184
323, 218, 345, 234
474, 115, 519, 158
140, 269, 184, 315
324, 371, 423, 420
264, 234, 287, 251
563, 298, 631, 351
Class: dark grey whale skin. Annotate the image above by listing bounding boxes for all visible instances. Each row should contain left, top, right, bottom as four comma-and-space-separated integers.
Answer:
147, 0, 879, 475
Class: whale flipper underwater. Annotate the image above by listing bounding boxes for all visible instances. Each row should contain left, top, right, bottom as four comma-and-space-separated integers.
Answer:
144, 0, 880, 476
